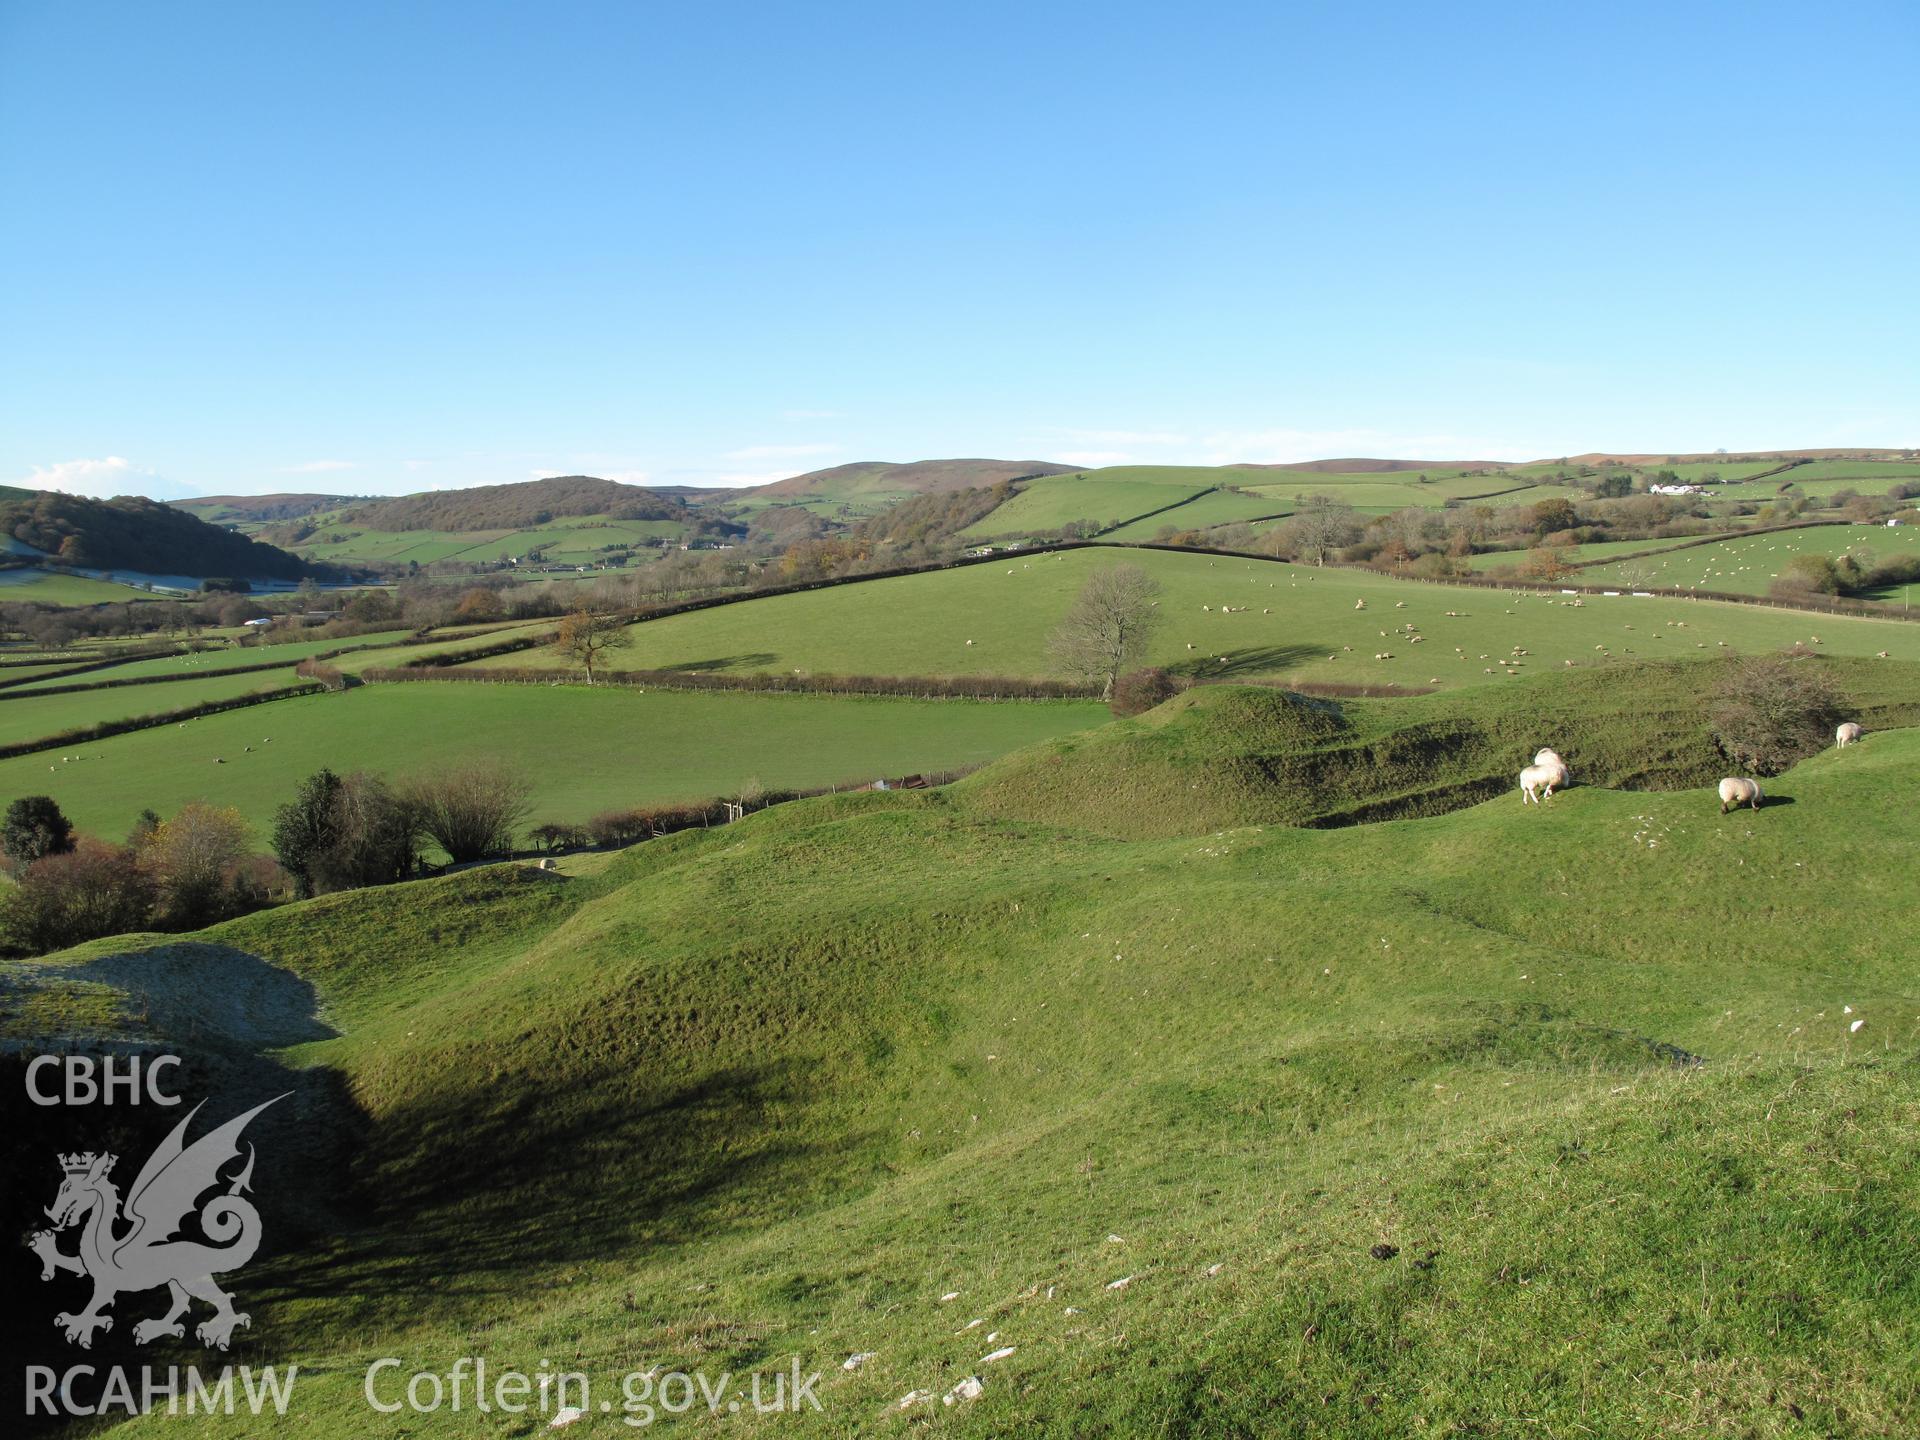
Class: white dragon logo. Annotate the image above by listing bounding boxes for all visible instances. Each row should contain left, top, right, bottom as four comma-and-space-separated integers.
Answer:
24, 1094, 286, 1351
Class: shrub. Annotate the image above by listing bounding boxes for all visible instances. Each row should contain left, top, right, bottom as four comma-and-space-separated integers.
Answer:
529, 822, 591, 853
0, 839, 155, 954
137, 801, 253, 928
406, 761, 533, 863
295, 658, 347, 691
1110, 667, 1185, 717
1707, 655, 1849, 776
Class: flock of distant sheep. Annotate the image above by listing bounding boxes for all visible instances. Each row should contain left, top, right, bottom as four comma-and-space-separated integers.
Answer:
1521, 723, 1867, 814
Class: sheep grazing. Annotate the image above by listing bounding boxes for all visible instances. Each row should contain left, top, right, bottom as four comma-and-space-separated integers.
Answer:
1533, 748, 1564, 769
1519, 762, 1564, 805
1836, 722, 1864, 748
1718, 777, 1763, 813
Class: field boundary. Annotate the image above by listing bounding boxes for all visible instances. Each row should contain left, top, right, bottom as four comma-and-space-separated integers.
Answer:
0, 682, 328, 761
0, 623, 511, 701
361, 664, 1099, 701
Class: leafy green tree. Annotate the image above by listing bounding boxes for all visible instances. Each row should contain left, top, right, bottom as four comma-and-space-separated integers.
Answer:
2, 796, 75, 871
272, 769, 344, 897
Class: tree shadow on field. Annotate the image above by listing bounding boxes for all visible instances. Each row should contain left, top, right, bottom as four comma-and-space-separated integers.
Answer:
1169, 643, 1323, 679
252, 1056, 879, 1334
646, 653, 778, 673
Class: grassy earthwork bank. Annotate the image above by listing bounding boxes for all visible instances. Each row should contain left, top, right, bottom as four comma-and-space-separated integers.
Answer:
3, 694, 1916, 1436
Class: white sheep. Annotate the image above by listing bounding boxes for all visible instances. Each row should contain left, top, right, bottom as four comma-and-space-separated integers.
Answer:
1718, 777, 1763, 813
1836, 722, 1863, 748
1519, 762, 1564, 805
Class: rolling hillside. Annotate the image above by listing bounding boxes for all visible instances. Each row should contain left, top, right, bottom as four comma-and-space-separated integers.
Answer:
0, 491, 310, 582
4, 700, 1917, 1435
338, 475, 688, 531
746, 459, 1076, 502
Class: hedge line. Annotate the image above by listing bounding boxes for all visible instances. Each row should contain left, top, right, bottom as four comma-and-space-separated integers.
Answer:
0, 682, 328, 761
360, 664, 1098, 701
0, 642, 207, 692
0, 625, 448, 702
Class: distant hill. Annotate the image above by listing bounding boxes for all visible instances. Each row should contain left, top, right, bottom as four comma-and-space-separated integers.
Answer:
747, 459, 1075, 501
0, 491, 308, 580
1234, 458, 1507, 474
174, 493, 356, 524
341, 475, 687, 532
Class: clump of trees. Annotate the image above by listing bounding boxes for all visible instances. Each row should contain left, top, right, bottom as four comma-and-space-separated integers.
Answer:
1707, 655, 1850, 775
271, 769, 420, 897
1770, 548, 1920, 601
0, 797, 273, 954
271, 760, 532, 893
1047, 564, 1164, 701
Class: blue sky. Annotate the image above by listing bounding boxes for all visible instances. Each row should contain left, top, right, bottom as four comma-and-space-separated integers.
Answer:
2, 2, 1914, 498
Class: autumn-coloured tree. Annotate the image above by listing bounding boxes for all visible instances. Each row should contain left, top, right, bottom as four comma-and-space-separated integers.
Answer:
550, 608, 633, 685
139, 801, 251, 927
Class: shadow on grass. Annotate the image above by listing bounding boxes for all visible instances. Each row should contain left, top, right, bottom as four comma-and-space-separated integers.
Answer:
1169, 644, 1323, 679
645, 653, 779, 673
252, 1055, 880, 1335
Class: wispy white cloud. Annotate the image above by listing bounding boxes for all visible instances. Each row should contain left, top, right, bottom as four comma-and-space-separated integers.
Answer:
20, 455, 194, 500
721, 442, 842, 461
277, 459, 356, 474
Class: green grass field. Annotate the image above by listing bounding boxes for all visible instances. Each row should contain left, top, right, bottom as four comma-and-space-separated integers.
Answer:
0, 568, 172, 603
294, 515, 686, 565
1576, 524, 1920, 596
961, 474, 1211, 537
1775, 459, 1920, 483
1102, 488, 1291, 538
1463, 534, 1710, 572
0, 683, 1106, 842
467, 545, 1919, 691
1659, 460, 1790, 483
0, 666, 301, 748
5, 696, 1916, 1436
3, 629, 412, 691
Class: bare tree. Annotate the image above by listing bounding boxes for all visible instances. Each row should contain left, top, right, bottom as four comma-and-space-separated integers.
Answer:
1289, 494, 1359, 566
407, 761, 534, 863
550, 608, 633, 684
1048, 564, 1164, 700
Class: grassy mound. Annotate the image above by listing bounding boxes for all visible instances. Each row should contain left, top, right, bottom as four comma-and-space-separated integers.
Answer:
956, 656, 1920, 838
3, 718, 1918, 1435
